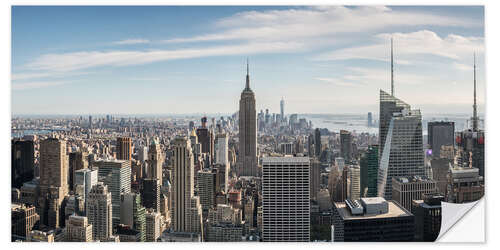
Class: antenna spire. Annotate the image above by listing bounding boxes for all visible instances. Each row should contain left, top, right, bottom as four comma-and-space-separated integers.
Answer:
245, 58, 250, 90
472, 53, 478, 131
391, 37, 394, 96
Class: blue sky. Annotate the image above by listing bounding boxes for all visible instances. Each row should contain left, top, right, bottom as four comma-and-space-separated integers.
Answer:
11, 6, 484, 115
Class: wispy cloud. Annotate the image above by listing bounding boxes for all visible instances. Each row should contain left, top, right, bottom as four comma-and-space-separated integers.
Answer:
163, 6, 479, 45
12, 81, 68, 90
25, 41, 304, 72
112, 38, 150, 45
312, 30, 483, 64
11, 71, 92, 81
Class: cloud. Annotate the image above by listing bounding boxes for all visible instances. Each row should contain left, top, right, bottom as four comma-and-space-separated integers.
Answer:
26, 41, 304, 72
112, 39, 150, 45
11, 81, 67, 90
313, 30, 484, 63
11, 71, 92, 81
163, 6, 479, 44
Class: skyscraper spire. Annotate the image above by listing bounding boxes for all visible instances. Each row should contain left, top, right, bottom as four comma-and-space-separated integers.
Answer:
391, 37, 394, 96
472, 53, 478, 132
245, 58, 250, 90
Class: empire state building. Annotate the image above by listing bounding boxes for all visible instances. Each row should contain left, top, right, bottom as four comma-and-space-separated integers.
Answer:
238, 60, 258, 177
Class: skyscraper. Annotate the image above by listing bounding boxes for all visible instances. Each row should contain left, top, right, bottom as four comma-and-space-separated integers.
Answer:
11, 139, 34, 189
117, 137, 132, 161
215, 133, 229, 192
38, 137, 69, 228
348, 165, 361, 200
142, 178, 161, 213
120, 192, 146, 242
74, 168, 98, 204
456, 55, 485, 177
412, 193, 444, 242
310, 158, 321, 201
197, 170, 216, 213
69, 151, 89, 191
340, 130, 352, 163
428, 121, 455, 157
314, 128, 321, 158
360, 145, 379, 197
11, 203, 39, 240
95, 159, 131, 227
197, 117, 215, 165
238, 60, 258, 177
262, 157, 310, 242
171, 137, 203, 235
64, 215, 93, 242
147, 138, 163, 186
367, 112, 373, 127
145, 210, 162, 242
392, 176, 437, 211
377, 94, 425, 200
86, 183, 113, 241
280, 97, 285, 122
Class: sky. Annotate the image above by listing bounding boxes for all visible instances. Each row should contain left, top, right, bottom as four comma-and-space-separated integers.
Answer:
11, 6, 485, 115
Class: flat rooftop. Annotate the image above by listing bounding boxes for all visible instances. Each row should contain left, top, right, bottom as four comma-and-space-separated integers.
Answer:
262, 156, 310, 163
335, 200, 412, 220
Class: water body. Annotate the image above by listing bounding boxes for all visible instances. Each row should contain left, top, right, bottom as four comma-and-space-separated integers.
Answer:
12, 129, 61, 138
302, 113, 478, 135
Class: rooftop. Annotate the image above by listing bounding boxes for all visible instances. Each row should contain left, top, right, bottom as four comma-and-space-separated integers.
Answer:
262, 156, 310, 163
335, 200, 411, 220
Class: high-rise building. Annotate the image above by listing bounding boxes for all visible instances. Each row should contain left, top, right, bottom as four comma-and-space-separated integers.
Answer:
332, 197, 415, 241
262, 157, 310, 242
120, 192, 146, 242
215, 133, 230, 192
65, 215, 93, 242
171, 137, 203, 235
340, 130, 353, 163
238, 61, 258, 177
348, 166, 361, 200
310, 158, 321, 201
145, 210, 162, 242
455, 55, 485, 177
280, 142, 293, 155
377, 91, 425, 200
197, 117, 215, 165
197, 170, 216, 213
314, 128, 322, 158
360, 145, 378, 197
280, 97, 285, 122
38, 138, 69, 228
379, 90, 409, 164
95, 159, 131, 227
147, 139, 163, 185
11, 139, 34, 189
117, 137, 132, 161
86, 183, 113, 241
428, 122, 455, 158
392, 176, 437, 211
206, 223, 243, 242
74, 168, 98, 204
430, 158, 452, 194
11, 203, 39, 240
446, 166, 484, 203
412, 193, 444, 242
69, 151, 89, 191
142, 178, 161, 212
367, 112, 373, 127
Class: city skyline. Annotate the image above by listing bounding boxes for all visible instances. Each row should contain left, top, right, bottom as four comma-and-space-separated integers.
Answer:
12, 6, 485, 115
